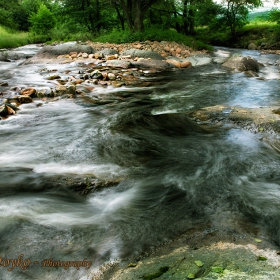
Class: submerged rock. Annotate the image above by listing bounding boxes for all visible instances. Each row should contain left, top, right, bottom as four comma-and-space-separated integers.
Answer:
16, 95, 33, 104
21, 87, 37, 97
55, 84, 76, 96
0, 103, 18, 118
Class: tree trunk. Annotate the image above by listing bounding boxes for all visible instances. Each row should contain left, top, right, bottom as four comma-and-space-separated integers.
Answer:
134, 1, 144, 32
183, 0, 189, 35
112, 2, 125, 30
119, 0, 134, 31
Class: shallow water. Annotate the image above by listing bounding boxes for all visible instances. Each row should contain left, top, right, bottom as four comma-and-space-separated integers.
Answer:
1, 46, 280, 279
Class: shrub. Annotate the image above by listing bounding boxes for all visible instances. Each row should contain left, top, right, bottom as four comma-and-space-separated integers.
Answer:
29, 4, 55, 35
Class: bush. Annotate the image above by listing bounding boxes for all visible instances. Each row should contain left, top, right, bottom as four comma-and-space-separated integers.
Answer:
29, 4, 55, 35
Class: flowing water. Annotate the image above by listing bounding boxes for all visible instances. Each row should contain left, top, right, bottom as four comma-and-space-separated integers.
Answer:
1, 46, 280, 279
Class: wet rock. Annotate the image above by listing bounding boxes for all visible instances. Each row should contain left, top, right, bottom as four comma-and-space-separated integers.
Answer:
108, 73, 116, 80
24, 43, 95, 63
167, 59, 192, 68
16, 95, 33, 104
0, 82, 8, 86
166, 59, 181, 68
272, 108, 280, 115
121, 49, 165, 60
0, 103, 18, 117
69, 52, 77, 58
248, 42, 258, 50
0, 51, 31, 61
46, 74, 61, 80
131, 59, 172, 70
98, 48, 119, 57
181, 60, 192, 68
106, 54, 119, 60
37, 88, 55, 98
106, 60, 131, 69
21, 88, 37, 97
94, 52, 104, 59
90, 70, 103, 79
186, 55, 213, 66
223, 55, 259, 72
55, 84, 76, 96
244, 70, 259, 77
0, 53, 9, 62
111, 81, 125, 87
99, 228, 280, 280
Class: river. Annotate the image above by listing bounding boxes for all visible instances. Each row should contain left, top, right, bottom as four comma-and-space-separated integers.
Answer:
1, 45, 280, 279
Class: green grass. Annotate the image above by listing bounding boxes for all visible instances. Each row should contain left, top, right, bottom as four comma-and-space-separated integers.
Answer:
243, 20, 276, 31
0, 26, 32, 49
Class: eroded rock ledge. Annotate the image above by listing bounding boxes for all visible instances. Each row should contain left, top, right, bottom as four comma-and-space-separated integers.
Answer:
188, 105, 280, 135
92, 227, 280, 280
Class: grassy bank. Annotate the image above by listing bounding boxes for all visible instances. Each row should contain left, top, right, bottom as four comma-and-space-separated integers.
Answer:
195, 20, 279, 49
92, 28, 213, 51
0, 25, 212, 51
0, 26, 32, 49
1, 20, 279, 52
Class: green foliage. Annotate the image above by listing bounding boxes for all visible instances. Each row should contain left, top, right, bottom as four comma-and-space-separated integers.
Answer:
29, 4, 55, 35
93, 27, 213, 51
203, 0, 262, 36
248, 11, 270, 22
269, 8, 280, 24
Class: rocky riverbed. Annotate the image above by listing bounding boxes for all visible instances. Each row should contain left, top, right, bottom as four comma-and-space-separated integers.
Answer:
1, 42, 280, 280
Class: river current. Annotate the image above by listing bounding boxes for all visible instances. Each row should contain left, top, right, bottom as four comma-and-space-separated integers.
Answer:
1, 46, 280, 279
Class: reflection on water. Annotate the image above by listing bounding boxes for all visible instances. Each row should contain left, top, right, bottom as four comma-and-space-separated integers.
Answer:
1, 46, 280, 279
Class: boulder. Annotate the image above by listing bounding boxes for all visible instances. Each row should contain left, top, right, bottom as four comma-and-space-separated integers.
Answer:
121, 49, 165, 60
0, 54, 9, 62
90, 70, 103, 79
98, 48, 119, 57
24, 43, 95, 63
131, 59, 172, 70
37, 88, 55, 98
180, 60, 192, 68
106, 60, 131, 69
166, 59, 192, 68
15, 96, 33, 104
248, 43, 257, 50
186, 55, 213, 66
21, 88, 37, 97
55, 85, 76, 96
166, 59, 181, 68
108, 73, 116, 80
0, 103, 18, 117
0, 51, 32, 61
222, 55, 259, 72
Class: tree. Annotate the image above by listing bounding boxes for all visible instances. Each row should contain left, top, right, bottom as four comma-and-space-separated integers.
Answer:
112, 0, 159, 32
29, 4, 56, 35
219, 0, 262, 35
0, 0, 19, 28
